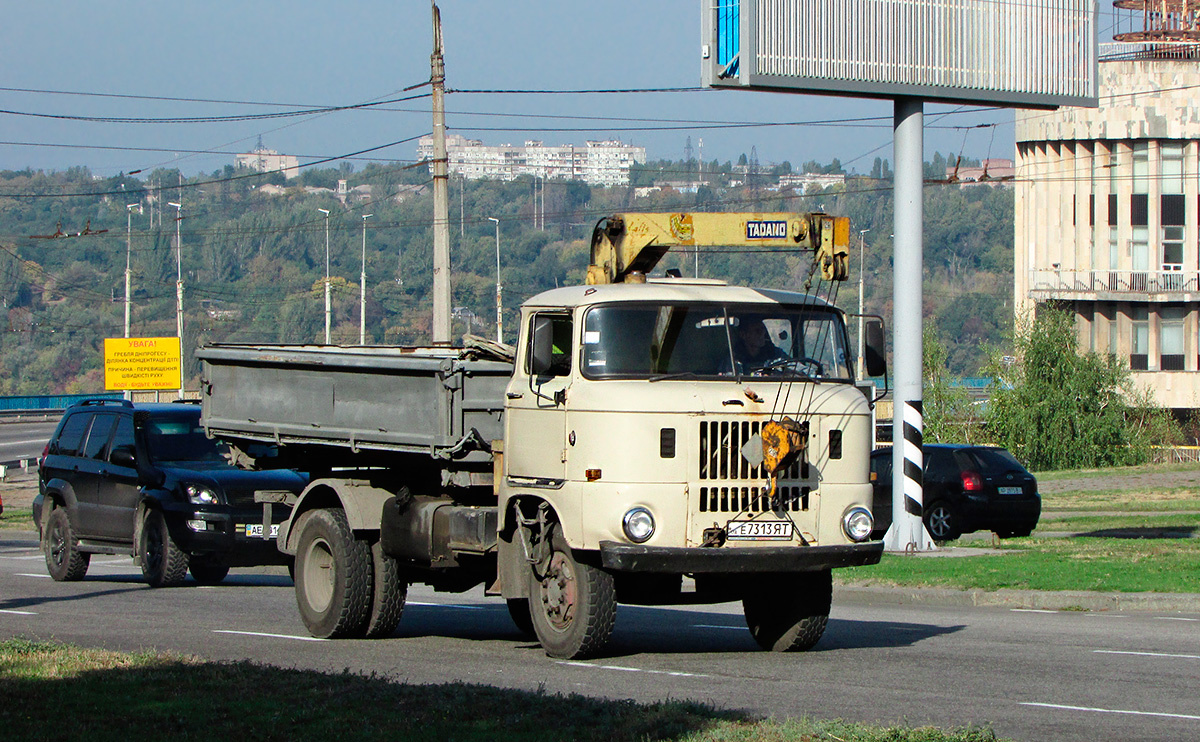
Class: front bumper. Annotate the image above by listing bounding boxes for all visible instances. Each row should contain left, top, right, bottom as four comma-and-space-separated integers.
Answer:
599, 540, 883, 573
163, 504, 292, 567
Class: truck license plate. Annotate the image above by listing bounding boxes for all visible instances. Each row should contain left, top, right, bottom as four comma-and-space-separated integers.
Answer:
243, 523, 280, 538
998, 486, 1023, 495
726, 520, 792, 540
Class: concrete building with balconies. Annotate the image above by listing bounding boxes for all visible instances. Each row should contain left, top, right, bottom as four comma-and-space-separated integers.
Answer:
1015, 43, 1200, 410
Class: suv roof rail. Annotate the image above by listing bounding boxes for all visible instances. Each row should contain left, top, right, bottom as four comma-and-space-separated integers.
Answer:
73, 398, 134, 408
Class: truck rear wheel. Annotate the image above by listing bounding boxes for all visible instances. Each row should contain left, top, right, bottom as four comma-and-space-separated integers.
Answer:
742, 570, 832, 652
363, 541, 407, 639
527, 529, 616, 659
294, 508, 372, 639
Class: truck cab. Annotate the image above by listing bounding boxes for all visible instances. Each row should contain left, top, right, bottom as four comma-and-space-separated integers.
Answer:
498, 279, 882, 657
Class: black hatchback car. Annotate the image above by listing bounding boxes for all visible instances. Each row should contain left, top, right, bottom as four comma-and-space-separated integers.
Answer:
34, 399, 306, 586
869, 444, 1040, 541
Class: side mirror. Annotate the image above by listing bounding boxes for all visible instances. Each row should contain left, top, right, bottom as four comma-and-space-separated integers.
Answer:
110, 445, 136, 469
864, 318, 887, 379
530, 316, 555, 377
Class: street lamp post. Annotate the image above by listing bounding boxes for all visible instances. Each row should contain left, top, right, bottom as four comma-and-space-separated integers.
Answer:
857, 228, 869, 376
318, 208, 331, 344
167, 201, 184, 399
488, 217, 502, 343
360, 214, 372, 345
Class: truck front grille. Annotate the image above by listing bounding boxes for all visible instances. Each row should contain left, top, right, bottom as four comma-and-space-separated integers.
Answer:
697, 420, 809, 513
698, 420, 803, 481
698, 485, 809, 513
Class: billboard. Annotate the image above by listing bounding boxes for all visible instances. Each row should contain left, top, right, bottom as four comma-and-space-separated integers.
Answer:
702, 0, 1098, 108
104, 337, 182, 391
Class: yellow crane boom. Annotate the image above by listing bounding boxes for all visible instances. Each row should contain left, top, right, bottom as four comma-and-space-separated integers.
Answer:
586, 212, 851, 285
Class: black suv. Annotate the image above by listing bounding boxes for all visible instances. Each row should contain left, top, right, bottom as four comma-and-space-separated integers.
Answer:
34, 399, 306, 586
869, 444, 1040, 541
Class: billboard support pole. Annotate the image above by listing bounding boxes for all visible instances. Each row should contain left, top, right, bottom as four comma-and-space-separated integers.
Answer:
885, 97, 934, 552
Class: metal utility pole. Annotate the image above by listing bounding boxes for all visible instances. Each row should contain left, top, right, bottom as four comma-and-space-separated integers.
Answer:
125, 203, 139, 339
885, 98, 932, 553
430, 1, 452, 345
360, 213, 372, 345
488, 217, 502, 343
857, 228, 869, 374
167, 201, 184, 399
318, 208, 331, 344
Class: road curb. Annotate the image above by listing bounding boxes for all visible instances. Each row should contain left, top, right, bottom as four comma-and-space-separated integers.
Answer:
836, 584, 1200, 613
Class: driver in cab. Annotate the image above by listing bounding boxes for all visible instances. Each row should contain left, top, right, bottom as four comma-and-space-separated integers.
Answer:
733, 317, 789, 370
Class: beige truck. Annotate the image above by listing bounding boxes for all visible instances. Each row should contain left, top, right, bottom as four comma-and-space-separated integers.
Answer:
198, 212, 887, 659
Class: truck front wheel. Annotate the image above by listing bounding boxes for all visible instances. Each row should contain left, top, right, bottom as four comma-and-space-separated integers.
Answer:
294, 509, 372, 639
742, 570, 832, 652
527, 529, 616, 659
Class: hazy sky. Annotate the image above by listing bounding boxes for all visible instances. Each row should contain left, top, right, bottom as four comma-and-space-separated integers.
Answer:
1, 1, 1122, 177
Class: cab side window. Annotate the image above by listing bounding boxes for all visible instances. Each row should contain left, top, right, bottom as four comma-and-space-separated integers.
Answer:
53, 413, 92, 456
82, 413, 117, 460
528, 313, 573, 377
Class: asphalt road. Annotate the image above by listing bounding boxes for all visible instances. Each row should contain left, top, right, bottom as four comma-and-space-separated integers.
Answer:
1, 530, 1197, 741
0, 419, 58, 466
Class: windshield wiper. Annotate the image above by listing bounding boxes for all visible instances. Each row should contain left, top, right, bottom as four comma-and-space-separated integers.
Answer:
648, 371, 699, 382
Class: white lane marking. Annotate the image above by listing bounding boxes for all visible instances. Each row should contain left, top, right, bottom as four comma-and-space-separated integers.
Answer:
1011, 609, 1058, 614
1084, 613, 1130, 618
1021, 702, 1200, 721
0, 609, 37, 615
407, 601, 485, 610
1095, 649, 1200, 661
16, 573, 49, 579
0, 555, 48, 561
1154, 616, 1200, 622
212, 630, 327, 642
556, 661, 709, 678
695, 624, 745, 631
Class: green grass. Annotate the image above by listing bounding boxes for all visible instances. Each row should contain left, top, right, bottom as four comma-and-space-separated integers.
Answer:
841, 537, 1200, 593
1037, 512, 1200, 533
1033, 461, 1200, 482
0, 506, 34, 530
0, 639, 1002, 742
1041, 489, 1200, 512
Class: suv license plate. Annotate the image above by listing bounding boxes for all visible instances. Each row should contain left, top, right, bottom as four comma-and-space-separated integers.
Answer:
244, 523, 280, 538
726, 520, 792, 540
998, 486, 1023, 495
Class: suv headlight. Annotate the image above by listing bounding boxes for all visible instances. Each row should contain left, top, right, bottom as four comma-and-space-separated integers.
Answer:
842, 506, 874, 542
185, 484, 222, 505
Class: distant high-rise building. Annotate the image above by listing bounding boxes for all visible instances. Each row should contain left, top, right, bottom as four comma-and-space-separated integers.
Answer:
236, 141, 299, 179
416, 136, 646, 186
1015, 34, 1200, 411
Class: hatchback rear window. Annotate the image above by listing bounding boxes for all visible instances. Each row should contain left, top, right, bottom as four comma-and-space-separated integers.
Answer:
969, 448, 1025, 473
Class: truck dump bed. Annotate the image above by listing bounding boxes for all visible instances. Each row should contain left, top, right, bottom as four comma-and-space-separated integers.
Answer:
197, 344, 511, 462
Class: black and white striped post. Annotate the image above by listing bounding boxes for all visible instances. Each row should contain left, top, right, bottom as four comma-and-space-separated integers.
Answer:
884, 99, 933, 552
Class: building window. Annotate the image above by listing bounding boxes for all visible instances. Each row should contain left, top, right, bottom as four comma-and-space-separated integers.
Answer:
1130, 226, 1150, 291
1161, 307, 1185, 371
1132, 140, 1149, 194
1108, 315, 1118, 357
1131, 308, 1149, 370
1162, 142, 1185, 195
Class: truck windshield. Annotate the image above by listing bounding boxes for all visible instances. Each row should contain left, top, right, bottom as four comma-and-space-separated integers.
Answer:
581, 302, 852, 381
145, 413, 229, 463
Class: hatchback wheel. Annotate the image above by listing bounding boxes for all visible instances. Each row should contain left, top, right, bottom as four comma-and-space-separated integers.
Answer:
925, 501, 960, 541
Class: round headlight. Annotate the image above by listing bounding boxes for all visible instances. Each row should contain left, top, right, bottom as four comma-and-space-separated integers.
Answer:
842, 506, 874, 542
186, 484, 221, 505
622, 507, 655, 543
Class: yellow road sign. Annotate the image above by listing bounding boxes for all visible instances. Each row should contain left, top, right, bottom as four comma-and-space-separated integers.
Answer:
104, 337, 182, 391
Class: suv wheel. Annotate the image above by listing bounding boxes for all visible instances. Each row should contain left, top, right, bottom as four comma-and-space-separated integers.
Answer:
925, 501, 961, 541
44, 507, 90, 581
140, 508, 189, 587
